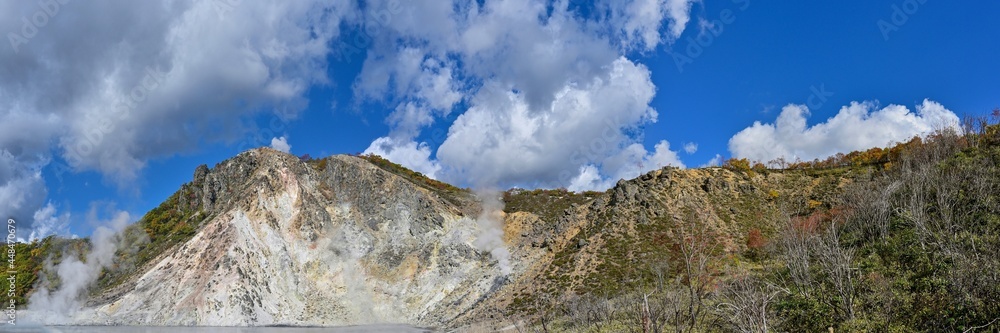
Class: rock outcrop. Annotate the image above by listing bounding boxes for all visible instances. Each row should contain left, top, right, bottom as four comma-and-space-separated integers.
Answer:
77, 149, 509, 327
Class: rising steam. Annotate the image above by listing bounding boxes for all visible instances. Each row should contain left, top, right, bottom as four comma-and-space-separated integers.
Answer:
26, 208, 130, 324
472, 190, 512, 276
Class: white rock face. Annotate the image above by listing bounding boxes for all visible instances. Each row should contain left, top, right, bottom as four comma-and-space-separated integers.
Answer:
73, 150, 512, 327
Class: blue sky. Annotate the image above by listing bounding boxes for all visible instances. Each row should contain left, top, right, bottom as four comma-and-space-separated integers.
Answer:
2, 0, 998, 238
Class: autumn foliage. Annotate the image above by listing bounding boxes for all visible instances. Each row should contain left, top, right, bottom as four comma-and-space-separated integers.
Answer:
746, 228, 766, 250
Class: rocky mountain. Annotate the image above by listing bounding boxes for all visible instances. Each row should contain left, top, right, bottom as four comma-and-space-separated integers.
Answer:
54, 149, 507, 327
60, 146, 838, 328
24, 147, 848, 328
21, 124, 1000, 331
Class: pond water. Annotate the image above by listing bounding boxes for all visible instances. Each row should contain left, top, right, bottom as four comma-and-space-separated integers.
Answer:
0, 325, 435, 333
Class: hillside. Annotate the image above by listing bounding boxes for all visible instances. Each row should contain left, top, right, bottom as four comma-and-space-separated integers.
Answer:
454, 161, 862, 330
15, 122, 1000, 331
23, 149, 510, 326
463, 123, 1000, 332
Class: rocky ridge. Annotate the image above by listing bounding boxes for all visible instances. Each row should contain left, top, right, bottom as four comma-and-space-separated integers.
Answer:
53, 147, 853, 329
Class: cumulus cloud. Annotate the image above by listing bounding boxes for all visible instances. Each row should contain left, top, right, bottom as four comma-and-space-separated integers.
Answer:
0, 150, 72, 241
269, 136, 291, 154
28, 203, 73, 241
436, 58, 677, 188
603, 0, 698, 50
569, 140, 686, 191
0, 150, 46, 224
700, 154, 723, 168
363, 137, 442, 179
356, 48, 463, 141
354, 1, 695, 190
0, 0, 353, 234
356, 0, 619, 112
568, 165, 605, 192
2, 0, 702, 235
683, 142, 698, 154
729, 99, 961, 164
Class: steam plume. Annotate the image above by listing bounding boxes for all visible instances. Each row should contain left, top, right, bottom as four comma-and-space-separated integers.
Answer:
26, 208, 130, 324
472, 190, 512, 275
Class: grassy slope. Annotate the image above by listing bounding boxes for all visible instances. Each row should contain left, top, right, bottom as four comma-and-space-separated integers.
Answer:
505, 166, 860, 316
501, 126, 1000, 332
502, 188, 602, 224
354, 154, 472, 208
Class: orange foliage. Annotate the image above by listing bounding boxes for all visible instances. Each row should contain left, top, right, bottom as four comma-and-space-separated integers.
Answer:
789, 205, 852, 237
790, 210, 827, 235
723, 158, 755, 175
779, 135, 932, 170
746, 228, 766, 250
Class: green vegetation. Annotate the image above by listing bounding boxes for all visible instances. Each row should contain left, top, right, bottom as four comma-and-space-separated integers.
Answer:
95, 189, 206, 292
513, 118, 1000, 332
357, 153, 470, 206
12, 114, 1000, 332
503, 188, 602, 224
303, 155, 328, 172
15, 180, 210, 301
722, 157, 766, 177
6, 237, 86, 306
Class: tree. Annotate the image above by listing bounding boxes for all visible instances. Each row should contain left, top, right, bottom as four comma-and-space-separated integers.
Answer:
815, 221, 857, 321
717, 269, 788, 333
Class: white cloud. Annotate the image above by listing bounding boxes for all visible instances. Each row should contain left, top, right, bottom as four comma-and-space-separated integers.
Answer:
1, 0, 353, 186
1, 0, 354, 232
371, 0, 620, 110
567, 140, 685, 192
601, 140, 684, 181
729, 99, 961, 164
356, 48, 463, 141
0, 150, 47, 229
2, 0, 705, 231
683, 142, 698, 154
664, 0, 698, 40
353, 0, 696, 190
363, 137, 442, 180
568, 165, 608, 192
645, 140, 686, 170
604, 0, 698, 50
269, 136, 291, 154
28, 203, 73, 242
436, 57, 679, 188
700, 154, 723, 168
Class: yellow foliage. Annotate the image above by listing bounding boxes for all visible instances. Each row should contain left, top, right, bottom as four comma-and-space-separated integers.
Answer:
808, 200, 823, 209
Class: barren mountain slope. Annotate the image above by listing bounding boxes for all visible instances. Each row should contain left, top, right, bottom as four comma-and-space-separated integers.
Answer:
75, 148, 512, 327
